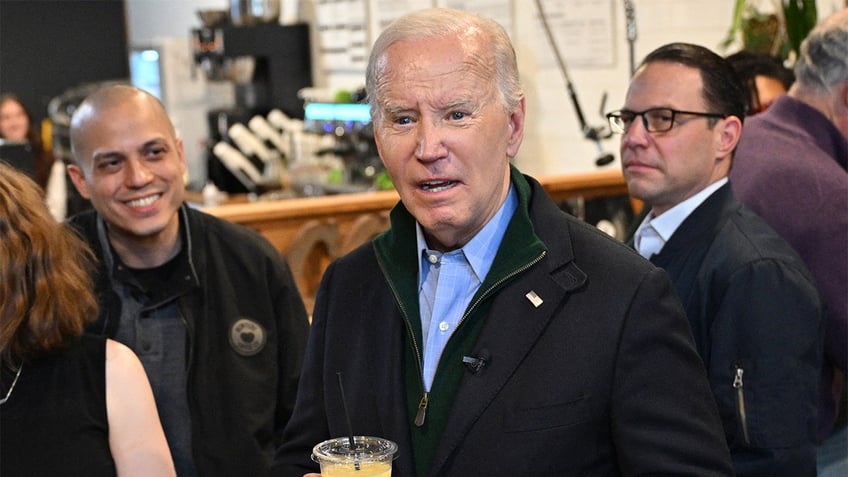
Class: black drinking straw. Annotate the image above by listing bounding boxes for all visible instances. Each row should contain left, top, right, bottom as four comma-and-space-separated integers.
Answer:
336, 372, 360, 470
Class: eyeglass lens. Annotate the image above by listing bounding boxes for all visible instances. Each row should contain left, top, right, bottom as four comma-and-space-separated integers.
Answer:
609, 109, 675, 133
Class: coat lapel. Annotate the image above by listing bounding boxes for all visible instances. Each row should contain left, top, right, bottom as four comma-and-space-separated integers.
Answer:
428, 177, 588, 476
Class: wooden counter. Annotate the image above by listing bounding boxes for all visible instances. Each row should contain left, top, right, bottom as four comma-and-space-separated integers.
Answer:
205, 168, 633, 313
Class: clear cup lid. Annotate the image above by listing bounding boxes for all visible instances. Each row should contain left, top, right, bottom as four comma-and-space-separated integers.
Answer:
311, 436, 398, 465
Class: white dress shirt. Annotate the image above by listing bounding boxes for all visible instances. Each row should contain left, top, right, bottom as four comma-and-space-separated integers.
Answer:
634, 178, 728, 259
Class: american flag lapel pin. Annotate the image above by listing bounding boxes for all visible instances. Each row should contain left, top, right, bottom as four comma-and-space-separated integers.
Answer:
525, 290, 543, 308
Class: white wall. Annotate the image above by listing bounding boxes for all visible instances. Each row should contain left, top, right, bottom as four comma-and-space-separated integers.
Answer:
516, 0, 738, 175
124, 0, 846, 181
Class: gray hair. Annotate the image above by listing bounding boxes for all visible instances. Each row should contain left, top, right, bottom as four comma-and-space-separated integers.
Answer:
365, 8, 523, 119
794, 9, 848, 93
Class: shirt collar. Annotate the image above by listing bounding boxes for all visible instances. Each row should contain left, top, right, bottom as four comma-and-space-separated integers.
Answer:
417, 184, 518, 286
648, 177, 728, 241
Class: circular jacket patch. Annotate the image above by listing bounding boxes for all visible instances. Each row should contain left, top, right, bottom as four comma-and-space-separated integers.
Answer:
229, 318, 267, 356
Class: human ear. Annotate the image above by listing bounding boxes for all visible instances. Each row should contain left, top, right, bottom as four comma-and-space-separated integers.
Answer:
715, 115, 742, 158
67, 163, 92, 200
506, 97, 526, 158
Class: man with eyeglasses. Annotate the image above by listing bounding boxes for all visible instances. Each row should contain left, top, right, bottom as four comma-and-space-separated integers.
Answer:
609, 42, 824, 477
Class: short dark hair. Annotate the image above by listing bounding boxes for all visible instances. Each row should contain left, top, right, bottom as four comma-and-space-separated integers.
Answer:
641, 43, 747, 125
726, 50, 795, 89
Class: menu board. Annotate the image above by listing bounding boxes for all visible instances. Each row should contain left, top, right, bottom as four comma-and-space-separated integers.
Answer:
533, 0, 615, 67
315, 0, 369, 73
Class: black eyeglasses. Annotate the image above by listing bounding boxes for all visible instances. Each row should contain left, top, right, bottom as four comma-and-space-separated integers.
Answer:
606, 108, 727, 133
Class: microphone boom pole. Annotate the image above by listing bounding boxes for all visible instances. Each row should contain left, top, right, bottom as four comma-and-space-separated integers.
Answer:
534, 0, 613, 165
534, 0, 590, 136
624, 0, 638, 77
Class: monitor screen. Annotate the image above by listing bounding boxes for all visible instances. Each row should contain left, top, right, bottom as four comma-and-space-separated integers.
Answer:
303, 102, 371, 135
129, 47, 163, 101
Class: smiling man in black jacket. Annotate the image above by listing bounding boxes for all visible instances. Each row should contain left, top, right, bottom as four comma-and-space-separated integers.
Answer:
66, 84, 309, 477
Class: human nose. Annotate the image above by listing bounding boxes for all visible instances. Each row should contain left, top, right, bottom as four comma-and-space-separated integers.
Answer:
415, 120, 447, 161
123, 157, 154, 187
621, 113, 650, 148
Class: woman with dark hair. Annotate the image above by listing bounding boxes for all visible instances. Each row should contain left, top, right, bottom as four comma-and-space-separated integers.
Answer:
0, 161, 175, 476
0, 93, 54, 188
0, 93, 68, 220
725, 50, 795, 115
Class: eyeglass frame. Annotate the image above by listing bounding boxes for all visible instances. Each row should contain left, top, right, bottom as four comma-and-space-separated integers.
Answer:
605, 108, 728, 134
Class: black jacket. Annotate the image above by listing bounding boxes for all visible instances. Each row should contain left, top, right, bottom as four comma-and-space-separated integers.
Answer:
69, 204, 309, 477
274, 171, 734, 476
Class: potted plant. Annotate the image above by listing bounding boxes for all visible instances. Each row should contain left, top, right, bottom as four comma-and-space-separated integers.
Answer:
721, 0, 818, 62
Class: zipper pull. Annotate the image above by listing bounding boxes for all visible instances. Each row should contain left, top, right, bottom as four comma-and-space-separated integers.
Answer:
733, 367, 744, 388
732, 366, 751, 444
414, 392, 429, 427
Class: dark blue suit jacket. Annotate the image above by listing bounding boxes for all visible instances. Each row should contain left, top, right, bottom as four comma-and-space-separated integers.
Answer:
650, 183, 823, 477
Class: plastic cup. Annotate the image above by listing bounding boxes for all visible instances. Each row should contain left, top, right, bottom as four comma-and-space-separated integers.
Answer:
311, 436, 397, 476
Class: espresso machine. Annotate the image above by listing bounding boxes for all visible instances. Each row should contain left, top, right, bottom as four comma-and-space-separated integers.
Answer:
191, 20, 312, 192
302, 99, 382, 192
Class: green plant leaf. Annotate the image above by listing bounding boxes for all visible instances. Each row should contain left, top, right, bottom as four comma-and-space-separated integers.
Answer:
782, 0, 817, 59
722, 0, 818, 61
720, 0, 749, 50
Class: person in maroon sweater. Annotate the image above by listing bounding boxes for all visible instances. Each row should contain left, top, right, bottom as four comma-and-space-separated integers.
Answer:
730, 9, 848, 477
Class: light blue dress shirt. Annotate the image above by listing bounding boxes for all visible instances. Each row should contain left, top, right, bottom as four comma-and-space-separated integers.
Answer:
416, 185, 518, 391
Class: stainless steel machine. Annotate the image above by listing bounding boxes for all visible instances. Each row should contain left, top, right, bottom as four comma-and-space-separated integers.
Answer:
191, 22, 311, 119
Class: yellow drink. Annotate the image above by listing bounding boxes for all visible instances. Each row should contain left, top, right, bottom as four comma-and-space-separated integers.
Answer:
320, 461, 392, 477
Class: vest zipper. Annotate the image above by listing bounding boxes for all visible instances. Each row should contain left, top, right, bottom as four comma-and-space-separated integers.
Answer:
381, 249, 546, 427
414, 392, 429, 427
733, 365, 750, 444
380, 268, 428, 427
455, 251, 547, 330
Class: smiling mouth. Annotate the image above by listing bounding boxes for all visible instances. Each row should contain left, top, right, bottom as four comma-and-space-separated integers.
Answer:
419, 180, 457, 193
125, 194, 161, 208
